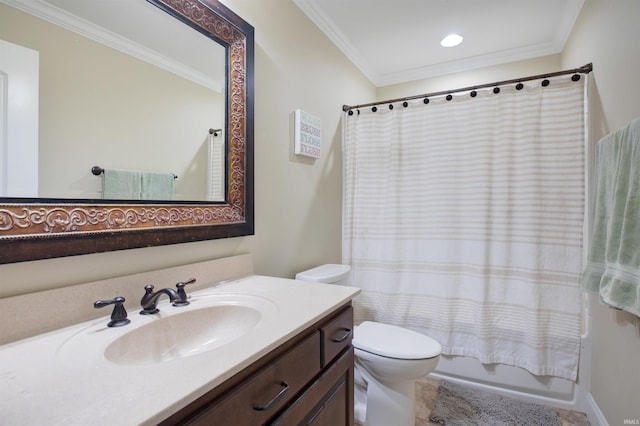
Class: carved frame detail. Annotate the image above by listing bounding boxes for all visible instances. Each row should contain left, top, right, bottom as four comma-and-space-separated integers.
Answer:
0, 0, 254, 264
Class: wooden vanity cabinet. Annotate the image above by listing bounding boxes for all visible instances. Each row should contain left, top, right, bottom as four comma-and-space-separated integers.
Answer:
158, 304, 354, 426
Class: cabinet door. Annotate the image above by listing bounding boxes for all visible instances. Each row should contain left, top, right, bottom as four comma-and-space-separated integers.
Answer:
273, 347, 354, 426
306, 374, 348, 425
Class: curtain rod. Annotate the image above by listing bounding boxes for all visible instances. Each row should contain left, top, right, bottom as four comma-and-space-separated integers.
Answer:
342, 63, 593, 112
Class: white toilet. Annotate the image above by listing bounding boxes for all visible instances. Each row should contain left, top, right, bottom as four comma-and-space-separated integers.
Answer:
296, 264, 441, 426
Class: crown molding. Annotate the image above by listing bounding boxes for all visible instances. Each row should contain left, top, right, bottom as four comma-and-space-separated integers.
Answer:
294, 0, 585, 88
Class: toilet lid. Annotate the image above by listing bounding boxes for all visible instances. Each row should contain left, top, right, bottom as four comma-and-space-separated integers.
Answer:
295, 264, 350, 283
353, 321, 441, 360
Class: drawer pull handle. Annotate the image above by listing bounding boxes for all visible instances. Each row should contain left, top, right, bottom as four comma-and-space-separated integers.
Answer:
331, 328, 353, 343
253, 381, 289, 411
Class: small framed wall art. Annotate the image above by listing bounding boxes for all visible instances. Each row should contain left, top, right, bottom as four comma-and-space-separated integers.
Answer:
294, 109, 321, 159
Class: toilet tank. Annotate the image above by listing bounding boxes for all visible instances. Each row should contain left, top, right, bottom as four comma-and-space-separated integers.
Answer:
295, 264, 351, 285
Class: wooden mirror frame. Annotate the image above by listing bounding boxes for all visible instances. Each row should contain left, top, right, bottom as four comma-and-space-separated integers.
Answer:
0, 0, 254, 264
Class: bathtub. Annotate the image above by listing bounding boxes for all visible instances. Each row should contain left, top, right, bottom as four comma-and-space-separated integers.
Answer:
429, 293, 603, 423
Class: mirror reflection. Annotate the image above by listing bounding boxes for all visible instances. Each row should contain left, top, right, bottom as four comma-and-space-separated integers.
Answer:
0, 0, 226, 201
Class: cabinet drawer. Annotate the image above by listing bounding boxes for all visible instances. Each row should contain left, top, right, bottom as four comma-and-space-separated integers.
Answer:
187, 331, 321, 426
320, 306, 353, 367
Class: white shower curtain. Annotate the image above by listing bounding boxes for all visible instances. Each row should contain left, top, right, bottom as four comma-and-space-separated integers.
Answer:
342, 74, 587, 380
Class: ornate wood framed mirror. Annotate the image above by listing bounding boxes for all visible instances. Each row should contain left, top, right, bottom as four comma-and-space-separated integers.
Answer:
0, 0, 254, 264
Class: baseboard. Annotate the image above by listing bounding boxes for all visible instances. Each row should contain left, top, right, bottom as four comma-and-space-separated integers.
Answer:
584, 393, 608, 426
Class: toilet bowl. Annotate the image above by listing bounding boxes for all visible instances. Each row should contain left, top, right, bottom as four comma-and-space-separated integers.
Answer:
295, 264, 441, 426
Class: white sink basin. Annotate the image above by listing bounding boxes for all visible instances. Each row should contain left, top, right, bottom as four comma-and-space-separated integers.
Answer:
57, 293, 277, 368
106, 304, 260, 365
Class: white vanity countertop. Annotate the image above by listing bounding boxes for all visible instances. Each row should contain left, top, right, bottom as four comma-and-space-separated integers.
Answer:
0, 275, 360, 425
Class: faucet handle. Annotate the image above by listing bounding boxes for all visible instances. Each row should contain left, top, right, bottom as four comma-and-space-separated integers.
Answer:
173, 278, 196, 307
94, 296, 131, 327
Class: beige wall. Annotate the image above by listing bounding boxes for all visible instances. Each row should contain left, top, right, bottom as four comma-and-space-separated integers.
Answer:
0, 0, 374, 298
376, 54, 562, 102
224, 0, 375, 278
561, 0, 640, 424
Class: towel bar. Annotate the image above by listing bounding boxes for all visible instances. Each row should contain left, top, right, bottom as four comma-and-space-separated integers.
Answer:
91, 166, 177, 179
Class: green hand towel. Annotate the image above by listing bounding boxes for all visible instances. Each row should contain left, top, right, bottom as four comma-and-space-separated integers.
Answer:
141, 172, 174, 200
102, 168, 142, 200
581, 117, 640, 317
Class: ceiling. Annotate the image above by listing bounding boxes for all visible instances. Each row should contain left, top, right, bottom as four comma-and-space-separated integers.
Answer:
5, 0, 585, 90
293, 0, 585, 87
2, 0, 225, 91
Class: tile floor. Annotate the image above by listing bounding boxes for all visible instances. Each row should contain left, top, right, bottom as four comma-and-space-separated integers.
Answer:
414, 377, 591, 426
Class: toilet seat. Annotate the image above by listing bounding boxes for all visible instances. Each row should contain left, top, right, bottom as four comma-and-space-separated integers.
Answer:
353, 321, 441, 360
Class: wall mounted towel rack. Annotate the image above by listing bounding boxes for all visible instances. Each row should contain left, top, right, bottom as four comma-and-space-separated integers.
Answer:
91, 166, 178, 179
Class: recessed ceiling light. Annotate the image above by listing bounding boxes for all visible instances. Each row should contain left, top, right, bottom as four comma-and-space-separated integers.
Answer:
441, 34, 463, 47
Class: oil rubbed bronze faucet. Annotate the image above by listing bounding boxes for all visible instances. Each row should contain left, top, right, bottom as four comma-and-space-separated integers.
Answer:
94, 296, 130, 327
140, 285, 179, 315
139, 278, 196, 315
